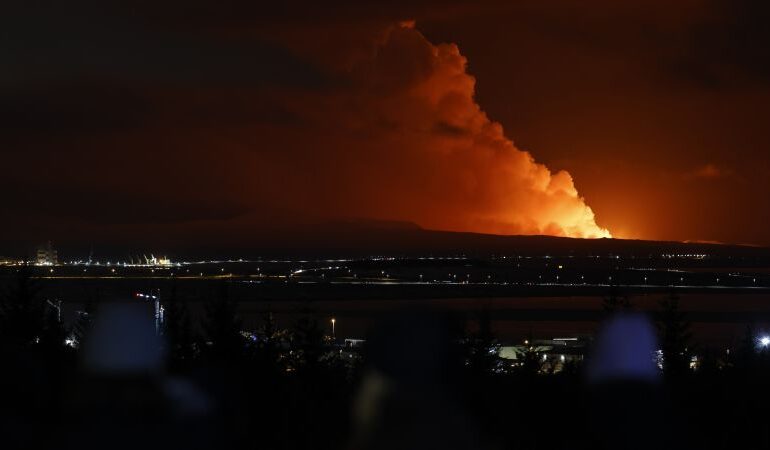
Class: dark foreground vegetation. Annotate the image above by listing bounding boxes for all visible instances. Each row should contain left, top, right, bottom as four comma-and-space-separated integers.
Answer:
1, 266, 770, 450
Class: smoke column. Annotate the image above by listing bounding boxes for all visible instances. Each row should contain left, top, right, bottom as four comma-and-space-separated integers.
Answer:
269, 22, 612, 238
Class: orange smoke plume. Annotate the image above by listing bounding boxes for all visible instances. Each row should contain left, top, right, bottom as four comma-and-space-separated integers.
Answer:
271, 23, 611, 238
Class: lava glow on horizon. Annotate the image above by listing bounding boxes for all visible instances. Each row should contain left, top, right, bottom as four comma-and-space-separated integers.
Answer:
301, 22, 614, 240
0, 17, 614, 246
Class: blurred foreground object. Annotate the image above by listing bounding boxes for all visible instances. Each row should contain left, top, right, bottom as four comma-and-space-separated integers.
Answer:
586, 313, 660, 384
585, 313, 674, 450
82, 302, 164, 375
68, 302, 213, 450
350, 313, 480, 450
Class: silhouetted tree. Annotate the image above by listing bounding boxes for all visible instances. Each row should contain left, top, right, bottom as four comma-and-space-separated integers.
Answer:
0, 266, 44, 348
177, 306, 197, 361
163, 283, 181, 337
70, 296, 95, 347
163, 284, 197, 364
656, 289, 692, 377
559, 357, 582, 376
696, 346, 721, 375
465, 311, 500, 376
286, 313, 349, 450
202, 282, 244, 362
163, 286, 195, 363
731, 324, 761, 373
38, 303, 67, 354
516, 341, 544, 376
291, 314, 326, 373
253, 311, 288, 373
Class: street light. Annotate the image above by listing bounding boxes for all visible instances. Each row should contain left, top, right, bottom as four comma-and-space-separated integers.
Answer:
331, 317, 336, 339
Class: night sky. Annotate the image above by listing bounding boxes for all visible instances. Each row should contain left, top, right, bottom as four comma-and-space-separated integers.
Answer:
4, 1, 770, 254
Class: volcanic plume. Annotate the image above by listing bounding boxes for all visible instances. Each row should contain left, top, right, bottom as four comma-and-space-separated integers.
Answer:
261, 22, 611, 238
0, 16, 612, 250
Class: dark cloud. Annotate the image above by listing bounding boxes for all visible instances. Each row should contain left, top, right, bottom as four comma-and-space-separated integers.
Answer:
0, 85, 150, 138
3, 186, 250, 225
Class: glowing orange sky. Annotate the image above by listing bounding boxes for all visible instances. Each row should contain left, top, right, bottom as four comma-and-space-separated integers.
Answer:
267, 22, 612, 239
5, 1, 770, 252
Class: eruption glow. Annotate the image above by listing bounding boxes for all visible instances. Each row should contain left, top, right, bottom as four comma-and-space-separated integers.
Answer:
275, 22, 612, 238
11, 20, 612, 242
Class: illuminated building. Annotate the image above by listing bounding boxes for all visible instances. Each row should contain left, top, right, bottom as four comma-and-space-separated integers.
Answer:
499, 337, 588, 373
0, 257, 17, 266
36, 241, 58, 266
144, 255, 172, 266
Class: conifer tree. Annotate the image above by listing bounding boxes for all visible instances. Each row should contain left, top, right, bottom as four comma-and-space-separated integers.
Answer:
656, 289, 692, 377
0, 266, 44, 348
202, 282, 244, 362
